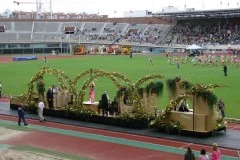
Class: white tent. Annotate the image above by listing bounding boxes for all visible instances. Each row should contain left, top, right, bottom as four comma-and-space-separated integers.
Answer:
186, 44, 202, 50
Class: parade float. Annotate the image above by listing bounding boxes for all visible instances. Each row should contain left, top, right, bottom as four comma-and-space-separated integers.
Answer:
150, 77, 226, 135
10, 67, 226, 135
73, 44, 86, 55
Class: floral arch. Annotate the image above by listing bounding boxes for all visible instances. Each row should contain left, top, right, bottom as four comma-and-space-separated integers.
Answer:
135, 75, 165, 88
27, 67, 73, 103
77, 70, 141, 108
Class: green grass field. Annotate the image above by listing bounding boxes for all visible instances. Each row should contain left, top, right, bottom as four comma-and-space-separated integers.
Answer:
0, 54, 239, 118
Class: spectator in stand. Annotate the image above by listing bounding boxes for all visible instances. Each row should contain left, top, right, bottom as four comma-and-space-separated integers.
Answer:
211, 143, 221, 160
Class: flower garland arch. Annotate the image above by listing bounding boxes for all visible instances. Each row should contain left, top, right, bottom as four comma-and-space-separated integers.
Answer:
135, 75, 164, 88
77, 71, 143, 110
27, 67, 73, 103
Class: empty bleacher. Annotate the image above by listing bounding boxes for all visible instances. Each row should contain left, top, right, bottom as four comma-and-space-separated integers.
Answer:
0, 20, 173, 44
14, 22, 32, 32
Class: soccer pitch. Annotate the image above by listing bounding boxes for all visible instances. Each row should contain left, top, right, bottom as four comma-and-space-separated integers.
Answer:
0, 54, 239, 118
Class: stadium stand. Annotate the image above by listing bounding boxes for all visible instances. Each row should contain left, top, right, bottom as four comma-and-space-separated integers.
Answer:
0, 10, 240, 54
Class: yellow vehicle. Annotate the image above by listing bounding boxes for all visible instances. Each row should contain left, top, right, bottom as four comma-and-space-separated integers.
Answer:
121, 45, 132, 55
73, 44, 86, 55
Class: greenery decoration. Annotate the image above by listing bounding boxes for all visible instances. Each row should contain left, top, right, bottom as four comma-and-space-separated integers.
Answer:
146, 81, 164, 97
213, 118, 227, 135
135, 74, 164, 88
166, 79, 176, 95
11, 93, 31, 105
137, 87, 144, 98
36, 76, 45, 100
179, 80, 193, 90
118, 112, 153, 127
116, 86, 134, 105
189, 84, 224, 107
116, 87, 127, 100
196, 90, 218, 107
150, 119, 182, 134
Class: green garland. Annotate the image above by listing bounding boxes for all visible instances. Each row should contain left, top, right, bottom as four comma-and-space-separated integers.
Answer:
36, 78, 45, 95
166, 79, 176, 94
137, 88, 144, 98
135, 74, 164, 88
150, 119, 182, 134
179, 80, 193, 90
146, 81, 164, 97
213, 118, 227, 135
196, 90, 218, 107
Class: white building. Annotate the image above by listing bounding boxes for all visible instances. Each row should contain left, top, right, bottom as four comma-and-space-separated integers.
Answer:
123, 10, 152, 17
1, 9, 12, 18
160, 6, 179, 13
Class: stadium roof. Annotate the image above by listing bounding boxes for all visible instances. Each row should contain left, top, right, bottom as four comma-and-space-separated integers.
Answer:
152, 8, 240, 20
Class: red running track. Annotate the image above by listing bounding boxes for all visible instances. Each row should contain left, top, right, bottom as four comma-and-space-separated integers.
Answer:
0, 115, 239, 160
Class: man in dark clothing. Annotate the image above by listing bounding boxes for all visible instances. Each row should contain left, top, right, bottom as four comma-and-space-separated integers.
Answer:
109, 97, 119, 116
218, 98, 225, 118
223, 64, 227, 76
18, 103, 28, 126
101, 91, 109, 116
130, 51, 133, 58
178, 100, 189, 112
178, 105, 189, 112
47, 87, 53, 109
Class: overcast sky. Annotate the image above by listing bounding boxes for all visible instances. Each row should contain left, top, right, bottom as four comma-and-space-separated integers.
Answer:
1, 0, 240, 17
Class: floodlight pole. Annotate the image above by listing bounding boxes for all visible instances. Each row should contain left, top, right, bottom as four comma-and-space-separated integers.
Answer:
78, 32, 81, 45
192, 93, 196, 131
60, 32, 62, 54
50, 0, 53, 19
69, 33, 71, 53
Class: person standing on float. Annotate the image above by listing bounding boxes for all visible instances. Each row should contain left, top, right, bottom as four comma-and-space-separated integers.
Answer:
89, 81, 95, 103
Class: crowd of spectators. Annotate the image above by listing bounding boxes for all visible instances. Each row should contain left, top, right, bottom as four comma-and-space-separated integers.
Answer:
56, 23, 172, 45
165, 20, 240, 45
27, 19, 240, 46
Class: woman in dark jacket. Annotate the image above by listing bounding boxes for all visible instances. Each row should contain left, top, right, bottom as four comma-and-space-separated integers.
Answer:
184, 147, 195, 160
101, 91, 109, 116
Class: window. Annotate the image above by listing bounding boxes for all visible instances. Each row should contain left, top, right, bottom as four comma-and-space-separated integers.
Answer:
0, 44, 5, 48
47, 44, 59, 47
8, 44, 17, 48
20, 44, 30, 48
